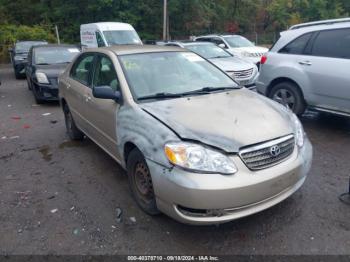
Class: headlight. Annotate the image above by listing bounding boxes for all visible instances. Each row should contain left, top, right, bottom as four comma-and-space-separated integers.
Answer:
14, 56, 25, 61
35, 72, 49, 84
164, 142, 237, 174
292, 114, 304, 147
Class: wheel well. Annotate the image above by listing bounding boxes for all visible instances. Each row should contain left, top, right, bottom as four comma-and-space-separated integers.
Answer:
267, 78, 303, 97
124, 142, 138, 164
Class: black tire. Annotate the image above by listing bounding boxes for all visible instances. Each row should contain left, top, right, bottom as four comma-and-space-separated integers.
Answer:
269, 81, 306, 115
63, 104, 84, 140
127, 148, 159, 215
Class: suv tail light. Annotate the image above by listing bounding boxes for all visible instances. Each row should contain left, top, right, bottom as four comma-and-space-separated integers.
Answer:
261, 55, 267, 65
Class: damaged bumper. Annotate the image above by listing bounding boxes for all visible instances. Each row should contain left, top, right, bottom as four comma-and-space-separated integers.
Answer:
147, 138, 312, 225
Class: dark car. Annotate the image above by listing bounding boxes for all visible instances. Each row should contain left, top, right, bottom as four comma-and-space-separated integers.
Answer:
26, 44, 81, 103
9, 40, 48, 79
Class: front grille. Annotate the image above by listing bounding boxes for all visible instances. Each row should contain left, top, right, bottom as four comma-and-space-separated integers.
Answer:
230, 68, 253, 79
49, 77, 58, 86
239, 135, 295, 170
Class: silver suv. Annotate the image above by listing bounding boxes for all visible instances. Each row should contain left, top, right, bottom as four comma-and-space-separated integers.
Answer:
257, 18, 350, 116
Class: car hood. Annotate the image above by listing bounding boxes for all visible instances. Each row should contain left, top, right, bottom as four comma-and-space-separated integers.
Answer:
229, 46, 269, 54
209, 57, 255, 72
35, 64, 68, 78
140, 89, 294, 153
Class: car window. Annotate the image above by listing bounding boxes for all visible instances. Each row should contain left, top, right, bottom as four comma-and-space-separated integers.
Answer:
311, 28, 350, 59
279, 33, 312, 55
96, 32, 105, 47
93, 56, 119, 91
71, 54, 95, 86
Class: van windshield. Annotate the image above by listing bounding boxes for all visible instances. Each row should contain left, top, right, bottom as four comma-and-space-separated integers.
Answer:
103, 30, 142, 45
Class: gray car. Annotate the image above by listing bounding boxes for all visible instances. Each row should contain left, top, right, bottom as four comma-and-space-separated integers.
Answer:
166, 41, 259, 89
58, 45, 312, 225
257, 18, 350, 116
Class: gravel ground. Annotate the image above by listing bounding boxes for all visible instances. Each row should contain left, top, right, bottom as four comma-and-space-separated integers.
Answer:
0, 64, 349, 255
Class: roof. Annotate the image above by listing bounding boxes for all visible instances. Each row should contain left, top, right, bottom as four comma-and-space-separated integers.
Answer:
290, 17, 350, 30
195, 34, 238, 38
86, 45, 186, 55
33, 44, 79, 49
81, 22, 134, 31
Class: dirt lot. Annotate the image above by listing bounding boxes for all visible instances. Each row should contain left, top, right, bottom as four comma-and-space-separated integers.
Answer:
0, 64, 349, 255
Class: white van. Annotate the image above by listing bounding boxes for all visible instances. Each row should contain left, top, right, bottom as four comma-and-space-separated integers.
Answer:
80, 22, 142, 48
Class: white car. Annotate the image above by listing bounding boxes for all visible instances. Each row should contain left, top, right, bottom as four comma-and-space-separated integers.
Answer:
195, 34, 268, 65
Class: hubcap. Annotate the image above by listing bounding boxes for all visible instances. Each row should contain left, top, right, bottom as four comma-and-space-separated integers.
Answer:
134, 162, 154, 201
272, 89, 296, 110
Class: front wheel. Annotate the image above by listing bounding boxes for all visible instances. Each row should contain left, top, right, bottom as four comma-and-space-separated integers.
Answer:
127, 148, 159, 215
269, 82, 306, 115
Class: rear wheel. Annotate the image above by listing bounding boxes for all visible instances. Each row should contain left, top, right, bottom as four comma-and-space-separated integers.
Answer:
269, 81, 306, 115
127, 148, 159, 215
63, 104, 84, 140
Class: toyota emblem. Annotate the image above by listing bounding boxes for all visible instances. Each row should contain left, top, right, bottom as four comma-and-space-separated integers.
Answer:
270, 145, 281, 157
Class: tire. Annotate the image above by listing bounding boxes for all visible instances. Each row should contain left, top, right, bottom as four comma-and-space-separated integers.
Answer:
127, 148, 159, 215
63, 104, 84, 140
269, 81, 306, 115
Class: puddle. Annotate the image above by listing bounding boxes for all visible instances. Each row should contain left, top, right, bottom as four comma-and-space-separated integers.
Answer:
38, 145, 52, 162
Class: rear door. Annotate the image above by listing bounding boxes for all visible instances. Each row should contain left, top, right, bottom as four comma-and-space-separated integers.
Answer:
65, 53, 96, 131
83, 54, 121, 159
301, 28, 350, 113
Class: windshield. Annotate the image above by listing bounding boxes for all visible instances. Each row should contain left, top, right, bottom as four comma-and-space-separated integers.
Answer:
119, 52, 237, 100
103, 30, 142, 45
186, 43, 232, 59
15, 41, 46, 53
34, 47, 80, 65
223, 36, 254, 48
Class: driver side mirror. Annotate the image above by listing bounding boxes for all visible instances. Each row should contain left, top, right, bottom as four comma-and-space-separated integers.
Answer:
93, 85, 122, 102
218, 43, 226, 49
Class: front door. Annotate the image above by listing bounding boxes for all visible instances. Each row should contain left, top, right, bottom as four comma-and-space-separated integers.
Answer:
84, 54, 121, 159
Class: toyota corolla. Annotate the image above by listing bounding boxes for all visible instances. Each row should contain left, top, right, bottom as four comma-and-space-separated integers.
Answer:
58, 45, 313, 225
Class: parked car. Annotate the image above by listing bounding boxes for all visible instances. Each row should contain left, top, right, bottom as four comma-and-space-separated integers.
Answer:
9, 40, 48, 79
26, 44, 81, 103
257, 18, 350, 116
195, 34, 268, 65
166, 41, 259, 89
81, 22, 142, 48
58, 45, 312, 225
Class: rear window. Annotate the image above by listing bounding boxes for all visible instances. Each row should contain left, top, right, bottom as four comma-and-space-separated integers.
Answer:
311, 28, 350, 59
279, 33, 312, 55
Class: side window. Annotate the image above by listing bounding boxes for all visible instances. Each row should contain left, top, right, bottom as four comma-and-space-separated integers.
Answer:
70, 55, 95, 86
96, 32, 106, 47
311, 28, 350, 59
195, 38, 210, 43
279, 33, 312, 55
93, 56, 119, 91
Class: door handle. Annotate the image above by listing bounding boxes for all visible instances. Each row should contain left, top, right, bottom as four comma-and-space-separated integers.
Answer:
84, 95, 92, 102
299, 61, 312, 66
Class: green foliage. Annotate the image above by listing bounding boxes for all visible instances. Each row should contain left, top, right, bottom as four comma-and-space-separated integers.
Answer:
0, 24, 56, 62
0, 0, 348, 52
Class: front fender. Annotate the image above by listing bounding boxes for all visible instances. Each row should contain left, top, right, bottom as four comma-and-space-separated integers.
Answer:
116, 105, 180, 168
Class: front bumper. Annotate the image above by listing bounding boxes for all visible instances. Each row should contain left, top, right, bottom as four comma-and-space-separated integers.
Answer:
147, 138, 312, 225
33, 81, 59, 101
14, 61, 27, 75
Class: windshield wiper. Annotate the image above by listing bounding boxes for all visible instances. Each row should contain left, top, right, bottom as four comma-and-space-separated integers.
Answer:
210, 56, 230, 59
137, 92, 184, 101
180, 86, 239, 96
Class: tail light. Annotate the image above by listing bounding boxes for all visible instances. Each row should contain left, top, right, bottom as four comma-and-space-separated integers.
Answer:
261, 55, 267, 65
